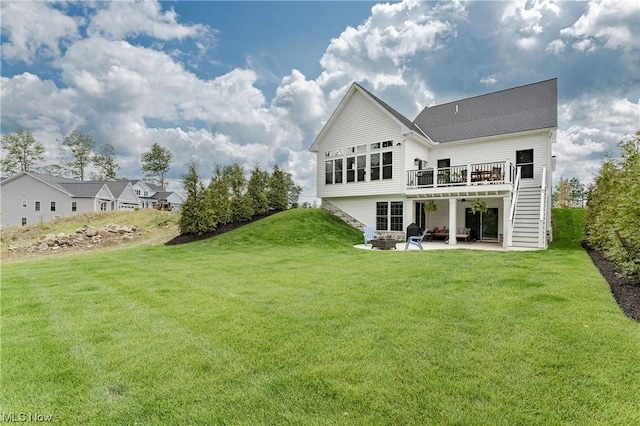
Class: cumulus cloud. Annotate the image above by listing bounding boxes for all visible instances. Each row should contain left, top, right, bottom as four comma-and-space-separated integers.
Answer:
500, 0, 561, 49
560, 0, 640, 51
0, 2, 80, 64
545, 39, 565, 54
555, 95, 640, 184
87, 1, 209, 41
318, 0, 464, 93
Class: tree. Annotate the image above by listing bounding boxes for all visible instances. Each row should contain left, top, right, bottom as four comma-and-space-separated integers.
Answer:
568, 177, 586, 207
91, 143, 120, 180
585, 131, 640, 278
58, 130, 96, 180
267, 164, 288, 211
141, 143, 172, 189
1, 129, 46, 175
206, 164, 232, 225
247, 165, 270, 215
553, 176, 572, 208
227, 163, 254, 222
284, 171, 302, 209
179, 160, 217, 235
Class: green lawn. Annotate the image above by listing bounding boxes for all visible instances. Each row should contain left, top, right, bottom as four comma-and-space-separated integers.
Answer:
2, 208, 639, 425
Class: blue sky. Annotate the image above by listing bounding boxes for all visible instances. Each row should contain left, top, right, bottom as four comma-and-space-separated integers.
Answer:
2, 1, 639, 202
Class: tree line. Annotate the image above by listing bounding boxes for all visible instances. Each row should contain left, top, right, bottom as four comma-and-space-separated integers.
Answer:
179, 161, 301, 235
584, 131, 639, 279
1, 128, 172, 188
554, 131, 639, 279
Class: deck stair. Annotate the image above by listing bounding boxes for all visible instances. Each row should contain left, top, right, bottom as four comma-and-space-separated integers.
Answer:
511, 186, 544, 248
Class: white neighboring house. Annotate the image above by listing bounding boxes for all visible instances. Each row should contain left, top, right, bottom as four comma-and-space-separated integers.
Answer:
130, 180, 184, 210
0, 172, 182, 227
309, 79, 557, 249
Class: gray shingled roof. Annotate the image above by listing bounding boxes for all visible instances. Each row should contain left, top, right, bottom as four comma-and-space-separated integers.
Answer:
58, 182, 109, 197
412, 79, 557, 143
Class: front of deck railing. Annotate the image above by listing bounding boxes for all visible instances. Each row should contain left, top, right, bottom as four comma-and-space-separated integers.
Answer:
406, 161, 515, 189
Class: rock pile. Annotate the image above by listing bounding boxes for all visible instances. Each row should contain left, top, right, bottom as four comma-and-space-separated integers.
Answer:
8, 223, 141, 253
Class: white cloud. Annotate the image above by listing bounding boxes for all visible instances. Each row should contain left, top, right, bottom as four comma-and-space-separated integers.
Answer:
87, 1, 209, 41
555, 95, 640, 184
500, 0, 561, 49
480, 75, 498, 85
560, 0, 640, 51
545, 39, 565, 54
0, 2, 80, 64
318, 0, 463, 92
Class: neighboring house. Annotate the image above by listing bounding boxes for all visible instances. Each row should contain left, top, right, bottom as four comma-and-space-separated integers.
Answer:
309, 79, 557, 249
130, 180, 184, 210
0, 172, 182, 227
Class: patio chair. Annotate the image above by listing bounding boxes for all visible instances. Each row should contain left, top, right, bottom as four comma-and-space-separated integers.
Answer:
363, 226, 379, 247
405, 228, 431, 251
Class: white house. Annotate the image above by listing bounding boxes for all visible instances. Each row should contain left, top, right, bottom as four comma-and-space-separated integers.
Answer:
0, 172, 183, 227
130, 180, 184, 210
309, 79, 557, 249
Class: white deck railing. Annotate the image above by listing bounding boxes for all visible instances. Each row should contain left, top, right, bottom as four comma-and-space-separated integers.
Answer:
406, 160, 515, 189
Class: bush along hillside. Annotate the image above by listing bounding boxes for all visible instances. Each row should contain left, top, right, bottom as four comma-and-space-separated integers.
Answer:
179, 162, 301, 236
585, 131, 640, 280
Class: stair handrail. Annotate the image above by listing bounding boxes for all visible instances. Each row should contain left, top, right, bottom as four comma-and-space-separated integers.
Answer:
507, 166, 522, 246
539, 167, 547, 221
539, 167, 547, 247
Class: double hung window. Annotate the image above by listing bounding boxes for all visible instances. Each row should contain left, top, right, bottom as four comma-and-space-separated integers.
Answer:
376, 201, 403, 231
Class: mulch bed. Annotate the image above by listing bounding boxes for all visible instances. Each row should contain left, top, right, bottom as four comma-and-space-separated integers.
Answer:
582, 241, 640, 322
164, 212, 277, 246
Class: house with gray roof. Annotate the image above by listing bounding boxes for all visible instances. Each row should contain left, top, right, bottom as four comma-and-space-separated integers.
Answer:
309, 79, 557, 249
0, 172, 179, 227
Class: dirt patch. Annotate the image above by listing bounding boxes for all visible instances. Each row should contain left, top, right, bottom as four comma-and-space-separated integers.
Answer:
582, 241, 640, 322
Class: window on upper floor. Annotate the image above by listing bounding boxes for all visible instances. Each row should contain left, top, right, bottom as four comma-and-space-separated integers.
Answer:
22, 200, 27, 208
370, 153, 380, 180
346, 156, 356, 183
516, 149, 534, 179
35, 201, 40, 211
382, 152, 393, 180
356, 155, 366, 182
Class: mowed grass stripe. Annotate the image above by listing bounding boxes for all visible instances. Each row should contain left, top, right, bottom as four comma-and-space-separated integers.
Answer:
1, 209, 639, 424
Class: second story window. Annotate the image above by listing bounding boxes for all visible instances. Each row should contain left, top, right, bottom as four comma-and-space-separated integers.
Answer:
325, 160, 333, 184
370, 153, 380, 180
382, 152, 393, 180
516, 149, 534, 179
357, 155, 366, 182
35, 201, 40, 211
346, 157, 355, 182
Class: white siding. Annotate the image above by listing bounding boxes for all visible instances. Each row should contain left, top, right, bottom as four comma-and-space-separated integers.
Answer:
0, 175, 82, 227
429, 130, 552, 186
316, 90, 406, 198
